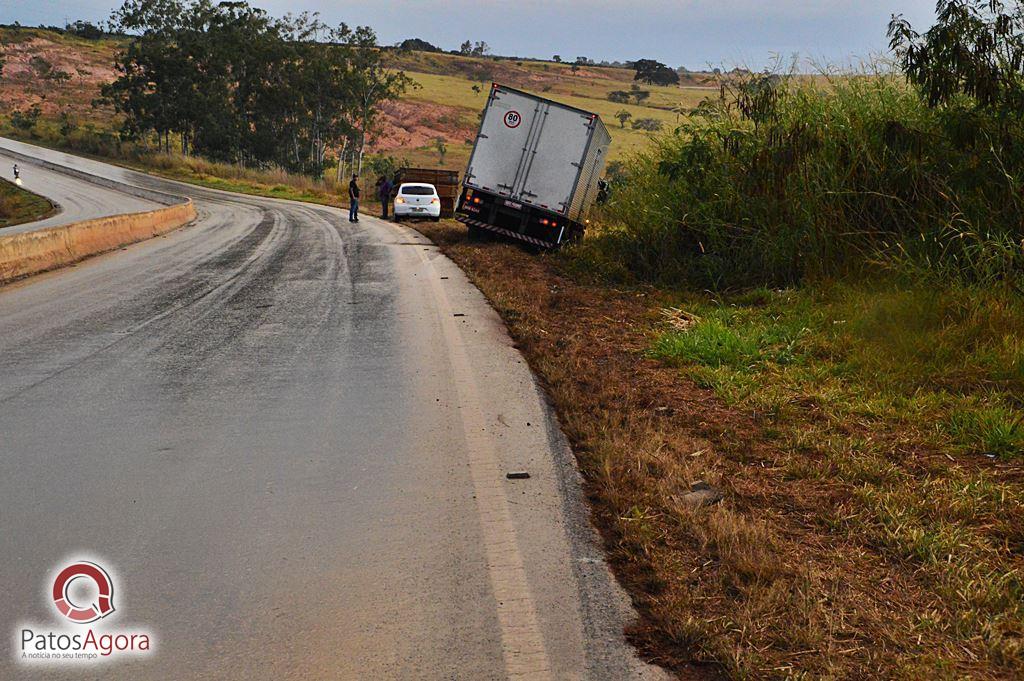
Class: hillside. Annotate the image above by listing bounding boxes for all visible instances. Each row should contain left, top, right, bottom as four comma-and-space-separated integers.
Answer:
0, 28, 119, 127
0, 26, 713, 170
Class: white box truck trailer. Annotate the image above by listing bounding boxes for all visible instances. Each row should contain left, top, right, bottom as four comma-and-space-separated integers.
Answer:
456, 84, 612, 248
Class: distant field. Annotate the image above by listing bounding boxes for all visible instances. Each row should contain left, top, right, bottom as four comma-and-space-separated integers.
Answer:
0, 27, 719, 169
402, 69, 708, 160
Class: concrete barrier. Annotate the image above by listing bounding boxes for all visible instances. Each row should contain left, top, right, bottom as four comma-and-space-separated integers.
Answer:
0, 200, 196, 285
0, 147, 197, 285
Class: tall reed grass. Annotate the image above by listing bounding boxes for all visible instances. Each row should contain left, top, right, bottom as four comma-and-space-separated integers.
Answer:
578, 73, 1024, 289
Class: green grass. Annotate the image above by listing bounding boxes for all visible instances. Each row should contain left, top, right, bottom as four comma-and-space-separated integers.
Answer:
0, 177, 54, 228
646, 281, 1024, 671
946, 406, 1024, 459
652, 284, 1024, 456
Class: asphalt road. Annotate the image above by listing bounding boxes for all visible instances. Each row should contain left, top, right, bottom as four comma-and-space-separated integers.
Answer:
0, 140, 662, 680
0, 144, 160, 234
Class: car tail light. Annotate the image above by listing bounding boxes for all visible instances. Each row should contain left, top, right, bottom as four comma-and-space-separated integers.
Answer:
472, 197, 482, 204
396, 197, 406, 204
431, 198, 440, 204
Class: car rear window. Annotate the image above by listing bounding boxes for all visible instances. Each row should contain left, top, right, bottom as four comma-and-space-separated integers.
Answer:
400, 186, 434, 195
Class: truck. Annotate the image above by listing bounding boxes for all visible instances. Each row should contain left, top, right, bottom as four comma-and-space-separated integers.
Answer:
456, 84, 612, 248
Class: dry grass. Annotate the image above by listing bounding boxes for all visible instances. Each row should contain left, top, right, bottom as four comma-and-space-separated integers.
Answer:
411, 220, 1024, 679
134, 152, 348, 203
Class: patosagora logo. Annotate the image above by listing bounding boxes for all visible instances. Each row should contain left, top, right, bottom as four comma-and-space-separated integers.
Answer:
52, 561, 116, 624
16, 558, 154, 664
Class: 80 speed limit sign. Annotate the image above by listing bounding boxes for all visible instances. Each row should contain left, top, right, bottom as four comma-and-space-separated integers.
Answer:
503, 110, 522, 128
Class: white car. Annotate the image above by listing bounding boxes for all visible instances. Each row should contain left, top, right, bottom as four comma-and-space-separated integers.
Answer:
394, 183, 441, 221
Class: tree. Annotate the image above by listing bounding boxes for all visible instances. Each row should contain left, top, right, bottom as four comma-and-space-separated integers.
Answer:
459, 40, 473, 55
365, 154, 404, 180
631, 58, 680, 86
631, 89, 650, 105
614, 110, 632, 128
471, 41, 489, 56
10, 105, 42, 131
103, 1, 408, 176
66, 20, 104, 39
570, 63, 580, 75
471, 84, 481, 94
105, 0, 282, 160
552, 54, 561, 62
59, 112, 77, 137
889, 0, 1024, 111
607, 90, 630, 103
346, 26, 412, 175
398, 38, 441, 53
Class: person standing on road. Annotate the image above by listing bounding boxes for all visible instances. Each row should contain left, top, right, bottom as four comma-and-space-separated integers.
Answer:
348, 174, 360, 222
12, 164, 19, 181
379, 175, 393, 219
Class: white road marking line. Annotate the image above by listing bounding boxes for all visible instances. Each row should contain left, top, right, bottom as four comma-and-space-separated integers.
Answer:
386, 220, 554, 679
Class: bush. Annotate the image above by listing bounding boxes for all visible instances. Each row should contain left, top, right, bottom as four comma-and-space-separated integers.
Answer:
9, 105, 41, 131
579, 72, 1024, 289
66, 21, 105, 40
630, 117, 663, 131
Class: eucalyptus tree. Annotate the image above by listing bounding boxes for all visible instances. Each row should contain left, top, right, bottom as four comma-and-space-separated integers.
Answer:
344, 25, 411, 174
889, 0, 1024, 112
104, 0, 409, 175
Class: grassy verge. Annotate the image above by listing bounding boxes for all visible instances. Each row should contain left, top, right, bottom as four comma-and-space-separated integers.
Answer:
411, 220, 1023, 678
127, 152, 392, 216
128, 152, 351, 207
0, 177, 54, 228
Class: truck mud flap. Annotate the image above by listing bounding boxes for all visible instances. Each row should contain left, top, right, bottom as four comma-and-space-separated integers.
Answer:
457, 216, 558, 249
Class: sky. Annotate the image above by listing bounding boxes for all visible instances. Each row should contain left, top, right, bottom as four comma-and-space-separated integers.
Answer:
1, 0, 938, 70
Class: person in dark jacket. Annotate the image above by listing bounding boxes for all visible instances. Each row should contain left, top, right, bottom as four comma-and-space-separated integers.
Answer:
348, 174, 360, 222
379, 175, 393, 219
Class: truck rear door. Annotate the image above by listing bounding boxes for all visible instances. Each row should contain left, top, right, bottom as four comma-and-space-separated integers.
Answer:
467, 88, 538, 197
519, 105, 593, 215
